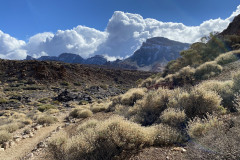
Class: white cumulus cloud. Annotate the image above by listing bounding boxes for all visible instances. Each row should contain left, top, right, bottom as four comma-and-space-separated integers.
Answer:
0, 30, 27, 59
0, 5, 240, 60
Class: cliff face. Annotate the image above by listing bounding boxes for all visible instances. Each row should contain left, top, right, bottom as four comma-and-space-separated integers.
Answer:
221, 14, 240, 36
120, 37, 190, 71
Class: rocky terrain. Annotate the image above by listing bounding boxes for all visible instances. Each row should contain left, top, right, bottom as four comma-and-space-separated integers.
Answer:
0, 59, 153, 160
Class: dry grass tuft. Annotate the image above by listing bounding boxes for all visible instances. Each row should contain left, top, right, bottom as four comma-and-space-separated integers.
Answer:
49, 116, 184, 160
120, 88, 147, 106
187, 114, 223, 139
194, 61, 222, 80
184, 86, 225, 118
0, 122, 25, 133
160, 108, 186, 127
215, 51, 238, 65
37, 115, 58, 125
69, 108, 93, 118
0, 130, 12, 144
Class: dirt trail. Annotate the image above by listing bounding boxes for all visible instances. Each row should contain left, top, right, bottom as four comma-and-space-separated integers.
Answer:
0, 112, 68, 160
0, 123, 62, 160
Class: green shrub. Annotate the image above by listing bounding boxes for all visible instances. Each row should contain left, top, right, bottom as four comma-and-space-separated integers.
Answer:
194, 61, 222, 80
0, 130, 12, 144
69, 108, 93, 118
215, 51, 238, 65
37, 115, 58, 125
38, 104, 56, 112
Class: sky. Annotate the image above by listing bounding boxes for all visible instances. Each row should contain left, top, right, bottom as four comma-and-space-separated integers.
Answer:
0, 0, 240, 60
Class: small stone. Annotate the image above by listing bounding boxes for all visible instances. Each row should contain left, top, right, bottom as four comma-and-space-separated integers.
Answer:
37, 142, 47, 148
9, 141, 15, 147
65, 123, 70, 127
29, 132, 34, 138
172, 147, 187, 153
2, 142, 9, 150
13, 135, 21, 140
181, 148, 187, 153
34, 125, 42, 130
56, 126, 62, 131
166, 156, 170, 160
15, 138, 21, 142
23, 135, 29, 139
0, 148, 4, 152
26, 153, 34, 159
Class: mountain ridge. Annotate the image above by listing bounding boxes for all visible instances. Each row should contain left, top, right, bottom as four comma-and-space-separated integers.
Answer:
26, 37, 190, 72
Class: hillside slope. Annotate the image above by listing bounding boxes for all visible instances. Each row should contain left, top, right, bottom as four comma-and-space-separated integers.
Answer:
0, 59, 152, 87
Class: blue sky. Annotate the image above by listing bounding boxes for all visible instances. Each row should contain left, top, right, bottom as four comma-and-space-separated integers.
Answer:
0, 0, 239, 40
0, 0, 239, 60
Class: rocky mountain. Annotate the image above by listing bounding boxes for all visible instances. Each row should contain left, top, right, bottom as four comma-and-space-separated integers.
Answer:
26, 37, 190, 72
221, 14, 240, 36
85, 55, 107, 65
107, 37, 190, 72
26, 53, 107, 65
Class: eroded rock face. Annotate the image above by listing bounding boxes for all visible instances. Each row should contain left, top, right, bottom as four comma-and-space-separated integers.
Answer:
221, 14, 240, 36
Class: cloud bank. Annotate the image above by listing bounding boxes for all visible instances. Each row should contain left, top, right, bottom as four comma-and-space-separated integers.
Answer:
1, 5, 240, 60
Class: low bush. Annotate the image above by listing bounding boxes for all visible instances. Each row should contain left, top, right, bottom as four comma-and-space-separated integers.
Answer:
232, 71, 240, 93
215, 51, 238, 65
187, 114, 223, 139
184, 87, 225, 118
139, 78, 155, 88
49, 116, 154, 160
0, 122, 25, 133
198, 80, 235, 111
120, 88, 147, 106
38, 104, 56, 112
129, 88, 173, 126
160, 108, 186, 127
90, 102, 110, 113
166, 66, 195, 87
194, 61, 222, 80
69, 108, 93, 118
37, 115, 58, 125
153, 124, 185, 146
0, 130, 12, 144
